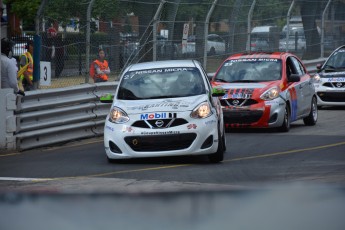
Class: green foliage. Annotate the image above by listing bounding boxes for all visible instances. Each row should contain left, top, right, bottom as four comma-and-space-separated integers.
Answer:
4, 0, 40, 20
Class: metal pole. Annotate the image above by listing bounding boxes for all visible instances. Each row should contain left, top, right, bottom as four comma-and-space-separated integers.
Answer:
321, 0, 332, 58
86, 0, 95, 83
153, 0, 165, 61
246, 0, 256, 52
286, 0, 295, 52
203, 0, 218, 69
33, 0, 47, 90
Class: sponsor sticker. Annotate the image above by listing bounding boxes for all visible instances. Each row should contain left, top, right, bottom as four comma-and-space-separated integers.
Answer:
205, 120, 217, 125
327, 77, 345, 82
140, 131, 180, 135
187, 124, 197, 129
264, 100, 279, 105
123, 68, 194, 80
128, 100, 189, 111
122, 125, 134, 133
231, 93, 252, 99
140, 112, 177, 120
105, 125, 114, 132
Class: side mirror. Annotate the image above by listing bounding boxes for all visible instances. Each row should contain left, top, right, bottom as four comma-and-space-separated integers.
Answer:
100, 93, 114, 103
288, 74, 301, 83
212, 87, 225, 97
316, 63, 323, 70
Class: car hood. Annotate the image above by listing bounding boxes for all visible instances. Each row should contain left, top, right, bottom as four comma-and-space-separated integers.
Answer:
212, 81, 279, 98
319, 71, 345, 78
113, 95, 207, 114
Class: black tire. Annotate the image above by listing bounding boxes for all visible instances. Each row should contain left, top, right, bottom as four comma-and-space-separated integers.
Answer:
278, 105, 290, 132
208, 128, 225, 163
107, 156, 117, 163
303, 96, 318, 126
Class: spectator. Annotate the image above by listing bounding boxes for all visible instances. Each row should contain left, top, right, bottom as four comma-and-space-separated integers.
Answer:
90, 49, 110, 83
1, 38, 21, 94
19, 40, 34, 91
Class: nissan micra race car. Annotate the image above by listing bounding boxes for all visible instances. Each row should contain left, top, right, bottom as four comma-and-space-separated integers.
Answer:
313, 45, 345, 108
211, 52, 318, 131
101, 60, 226, 163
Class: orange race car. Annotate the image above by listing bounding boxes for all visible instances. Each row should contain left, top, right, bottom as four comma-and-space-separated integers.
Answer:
210, 52, 318, 132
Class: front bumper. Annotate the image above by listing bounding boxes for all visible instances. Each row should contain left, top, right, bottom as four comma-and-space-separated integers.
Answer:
221, 98, 286, 128
103, 114, 220, 159
314, 82, 345, 106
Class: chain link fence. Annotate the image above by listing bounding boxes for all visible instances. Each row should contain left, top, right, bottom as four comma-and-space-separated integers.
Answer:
15, 0, 345, 89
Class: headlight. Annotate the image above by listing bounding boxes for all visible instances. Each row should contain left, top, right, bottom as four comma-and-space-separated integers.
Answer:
260, 87, 280, 101
313, 73, 321, 83
191, 102, 212, 119
109, 107, 129, 123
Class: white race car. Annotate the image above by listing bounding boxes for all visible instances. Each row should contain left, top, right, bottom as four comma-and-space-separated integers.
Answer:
313, 45, 345, 108
100, 60, 226, 163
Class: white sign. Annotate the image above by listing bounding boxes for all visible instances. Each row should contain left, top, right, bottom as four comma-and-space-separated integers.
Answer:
40, 61, 51, 86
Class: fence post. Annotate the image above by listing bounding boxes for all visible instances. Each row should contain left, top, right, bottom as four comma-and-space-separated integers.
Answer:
285, 0, 295, 52
85, 0, 95, 83
321, 0, 332, 58
33, 0, 47, 90
203, 0, 218, 69
246, 0, 256, 52
153, 0, 165, 61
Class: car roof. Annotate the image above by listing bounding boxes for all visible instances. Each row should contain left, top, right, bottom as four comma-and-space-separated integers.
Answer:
125, 59, 200, 72
334, 45, 345, 51
225, 52, 288, 60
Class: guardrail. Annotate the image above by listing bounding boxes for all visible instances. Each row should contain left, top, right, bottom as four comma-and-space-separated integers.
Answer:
0, 58, 326, 152
10, 82, 117, 151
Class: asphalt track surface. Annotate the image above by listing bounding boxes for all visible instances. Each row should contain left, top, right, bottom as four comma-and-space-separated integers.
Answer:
0, 107, 344, 230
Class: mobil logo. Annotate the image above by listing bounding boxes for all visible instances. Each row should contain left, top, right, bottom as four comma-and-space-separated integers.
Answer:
140, 112, 168, 120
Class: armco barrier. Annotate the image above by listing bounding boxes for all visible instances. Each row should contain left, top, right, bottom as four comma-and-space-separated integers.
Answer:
0, 89, 17, 150
12, 82, 117, 151
0, 58, 325, 152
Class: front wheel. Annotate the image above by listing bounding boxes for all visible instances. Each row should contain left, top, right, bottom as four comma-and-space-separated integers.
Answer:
278, 105, 290, 132
303, 96, 318, 126
208, 128, 225, 163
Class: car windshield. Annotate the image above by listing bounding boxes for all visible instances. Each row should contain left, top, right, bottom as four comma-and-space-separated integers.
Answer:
323, 48, 345, 72
214, 58, 282, 83
117, 67, 206, 100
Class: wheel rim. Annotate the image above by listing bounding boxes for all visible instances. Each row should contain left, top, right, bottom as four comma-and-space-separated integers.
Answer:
312, 98, 318, 122
285, 107, 290, 129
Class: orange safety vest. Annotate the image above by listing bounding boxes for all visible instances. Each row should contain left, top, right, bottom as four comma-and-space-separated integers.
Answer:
93, 59, 109, 81
19, 52, 33, 81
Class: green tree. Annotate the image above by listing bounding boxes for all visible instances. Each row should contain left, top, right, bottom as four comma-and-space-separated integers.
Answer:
4, 0, 41, 31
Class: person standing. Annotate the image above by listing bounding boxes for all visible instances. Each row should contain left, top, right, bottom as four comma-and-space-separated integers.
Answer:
18, 40, 34, 91
1, 38, 21, 94
90, 49, 110, 83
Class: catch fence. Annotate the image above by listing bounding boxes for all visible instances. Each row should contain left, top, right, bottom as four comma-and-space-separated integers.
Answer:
13, 0, 345, 88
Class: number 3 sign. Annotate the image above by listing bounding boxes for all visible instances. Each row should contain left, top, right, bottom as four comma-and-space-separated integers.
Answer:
40, 61, 51, 86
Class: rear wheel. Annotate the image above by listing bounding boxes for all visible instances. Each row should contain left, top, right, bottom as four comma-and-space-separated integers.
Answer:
303, 96, 318, 126
208, 127, 225, 163
278, 105, 290, 132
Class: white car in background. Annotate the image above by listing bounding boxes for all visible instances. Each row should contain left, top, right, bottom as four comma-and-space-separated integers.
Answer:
11, 36, 33, 59
313, 45, 345, 108
183, 34, 226, 55
279, 26, 306, 53
100, 59, 226, 163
